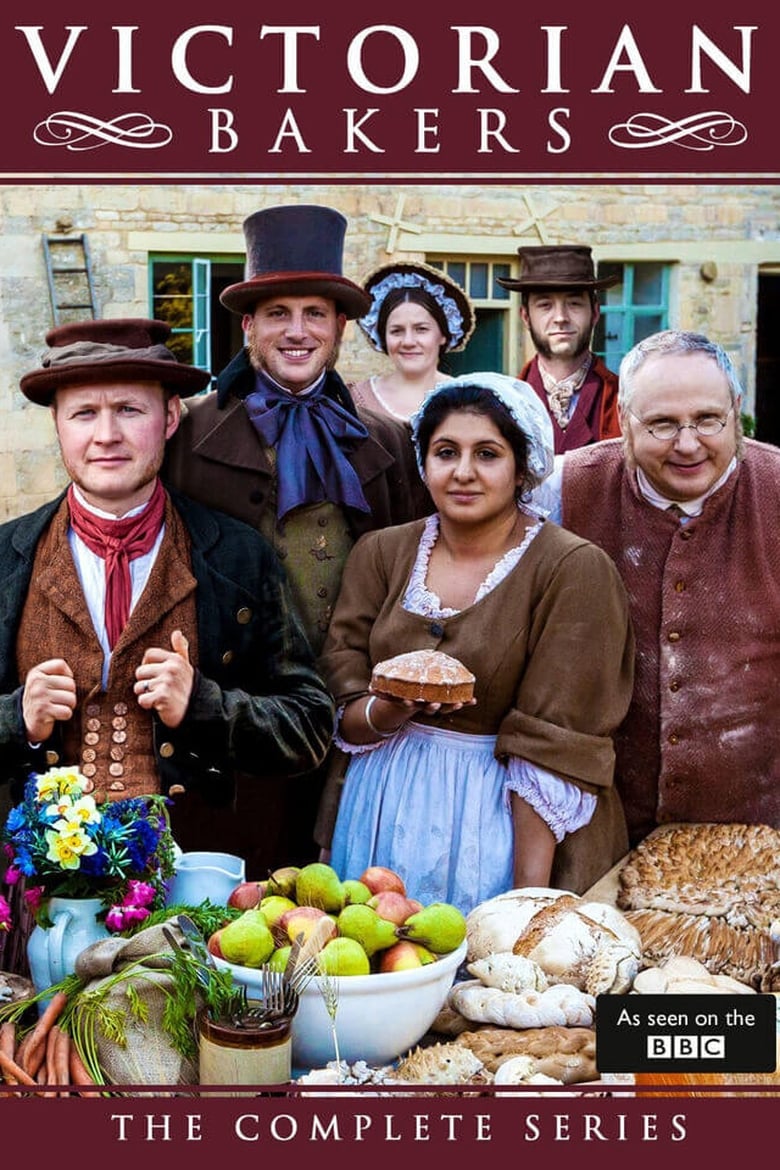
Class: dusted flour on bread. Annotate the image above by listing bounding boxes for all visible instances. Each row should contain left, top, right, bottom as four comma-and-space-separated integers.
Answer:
371, 649, 476, 702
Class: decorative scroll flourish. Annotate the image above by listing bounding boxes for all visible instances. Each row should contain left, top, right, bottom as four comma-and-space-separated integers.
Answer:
33, 111, 173, 151
608, 111, 748, 151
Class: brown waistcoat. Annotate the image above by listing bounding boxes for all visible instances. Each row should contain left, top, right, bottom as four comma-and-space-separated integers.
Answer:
15, 496, 199, 802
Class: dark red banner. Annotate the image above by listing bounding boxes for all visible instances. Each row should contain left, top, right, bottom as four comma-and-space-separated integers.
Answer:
0, 2, 774, 178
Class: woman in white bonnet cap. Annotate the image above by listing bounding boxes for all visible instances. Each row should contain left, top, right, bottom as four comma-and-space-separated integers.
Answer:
319, 372, 635, 912
350, 262, 475, 423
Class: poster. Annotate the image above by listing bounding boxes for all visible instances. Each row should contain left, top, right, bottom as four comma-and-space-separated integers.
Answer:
1, 1, 777, 1163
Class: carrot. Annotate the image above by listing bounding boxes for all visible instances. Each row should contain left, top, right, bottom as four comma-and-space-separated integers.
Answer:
13, 1029, 33, 1073
0, 1049, 37, 1087
22, 990, 69, 1079
0, 1022, 16, 1083
54, 1029, 71, 1096
69, 1043, 99, 1090
45, 1025, 60, 1085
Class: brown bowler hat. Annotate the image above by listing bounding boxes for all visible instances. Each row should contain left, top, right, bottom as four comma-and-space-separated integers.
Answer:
20, 318, 212, 406
497, 245, 619, 292
220, 204, 371, 319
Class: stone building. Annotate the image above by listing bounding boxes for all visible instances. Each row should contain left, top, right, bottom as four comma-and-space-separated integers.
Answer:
1, 180, 779, 520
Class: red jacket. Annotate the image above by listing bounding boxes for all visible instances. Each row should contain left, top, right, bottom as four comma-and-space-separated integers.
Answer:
520, 354, 621, 454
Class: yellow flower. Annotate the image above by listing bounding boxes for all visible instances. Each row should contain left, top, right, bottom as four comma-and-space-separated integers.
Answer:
45, 823, 98, 870
36, 766, 87, 804
45, 793, 101, 826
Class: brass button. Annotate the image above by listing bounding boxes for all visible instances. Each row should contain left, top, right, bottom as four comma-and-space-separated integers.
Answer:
112, 716, 127, 730
168, 783, 186, 796
108, 781, 126, 792
113, 702, 128, 715
82, 748, 97, 763
680, 530, 692, 541
668, 631, 681, 642
85, 704, 100, 717
674, 580, 686, 593
112, 730, 127, 744
109, 762, 124, 777
221, 650, 234, 666
86, 718, 101, 732
668, 733, 679, 745
159, 742, 175, 759
237, 607, 252, 624
110, 746, 125, 762
84, 731, 100, 746
669, 680, 680, 692
45, 750, 60, 766
82, 763, 97, 778
317, 516, 328, 528
317, 587, 328, 598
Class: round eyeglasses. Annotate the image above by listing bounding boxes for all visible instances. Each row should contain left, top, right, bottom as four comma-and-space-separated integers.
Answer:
629, 406, 733, 442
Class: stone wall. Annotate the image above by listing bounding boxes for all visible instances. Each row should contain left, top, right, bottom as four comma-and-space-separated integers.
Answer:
1, 181, 779, 519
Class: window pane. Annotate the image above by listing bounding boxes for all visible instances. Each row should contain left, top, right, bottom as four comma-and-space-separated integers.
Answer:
633, 263, 664, 306
493, 264, 511, 299
152, 262, 194, 329
599, 262, 624, 306
632, 314, 664, 344
447, 262, 466, 289
469, 263, 488, 299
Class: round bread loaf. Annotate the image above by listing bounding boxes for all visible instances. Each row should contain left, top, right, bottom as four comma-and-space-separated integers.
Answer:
371, 649, 475, 703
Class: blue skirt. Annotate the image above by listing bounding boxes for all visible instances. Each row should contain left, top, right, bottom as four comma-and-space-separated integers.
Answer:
330, 722, 514, 916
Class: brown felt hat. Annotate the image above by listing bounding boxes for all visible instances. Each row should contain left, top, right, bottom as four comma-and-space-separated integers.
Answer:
496, 245, 620, 292
20, 318, 211, 406
220, 204, 371, 319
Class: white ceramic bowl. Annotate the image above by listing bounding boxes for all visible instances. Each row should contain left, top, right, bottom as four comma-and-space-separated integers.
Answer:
214, 940, 467, 1071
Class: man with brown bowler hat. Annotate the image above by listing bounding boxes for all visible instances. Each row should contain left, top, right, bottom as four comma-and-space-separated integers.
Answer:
0, 319, 335, 922
498, 245, 622, 454
163, 204, 429, 868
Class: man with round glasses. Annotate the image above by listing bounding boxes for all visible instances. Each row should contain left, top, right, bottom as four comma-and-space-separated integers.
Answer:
534, 329, 780, 846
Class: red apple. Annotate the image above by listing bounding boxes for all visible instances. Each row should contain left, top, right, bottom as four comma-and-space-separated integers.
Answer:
378, 940, 436, 972
358, 865, 406, 896
207, 928, 225, 959
227, 880, 267, 910
277, 905, 338, 949
367, 891, 423, 925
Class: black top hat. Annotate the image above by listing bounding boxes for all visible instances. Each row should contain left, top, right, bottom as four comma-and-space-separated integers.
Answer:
20, 318, 211, 406
497, 245, 620, 292
220, 204, 371, 319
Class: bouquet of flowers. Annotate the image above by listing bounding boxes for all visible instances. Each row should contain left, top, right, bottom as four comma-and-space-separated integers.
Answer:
1, 765, 176, 932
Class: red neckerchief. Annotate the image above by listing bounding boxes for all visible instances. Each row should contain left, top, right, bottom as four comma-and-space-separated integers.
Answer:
67, 478, 166, 648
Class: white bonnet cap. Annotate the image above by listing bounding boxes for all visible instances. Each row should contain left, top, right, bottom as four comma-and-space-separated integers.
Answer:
410, 371, 555, 485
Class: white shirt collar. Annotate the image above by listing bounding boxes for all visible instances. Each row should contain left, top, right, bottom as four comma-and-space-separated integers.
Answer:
636, 457, 738, 516
71, 482, 153, 521
261, 370, 327, 398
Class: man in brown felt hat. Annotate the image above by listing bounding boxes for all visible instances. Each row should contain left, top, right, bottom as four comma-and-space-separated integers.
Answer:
0, 318, 335, 940
163, 204, 430, 869
498, 245, 621, 454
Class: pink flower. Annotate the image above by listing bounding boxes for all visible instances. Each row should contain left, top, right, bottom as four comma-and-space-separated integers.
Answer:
123, 880, 155, 908
23, 885, 44, 912
4, 866, 21, 886
105, 906, 126, 932
0, 894, 12, 932
122, 905, 151, 925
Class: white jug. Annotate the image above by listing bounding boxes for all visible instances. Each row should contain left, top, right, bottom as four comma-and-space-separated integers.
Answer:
166, 850, 246, 908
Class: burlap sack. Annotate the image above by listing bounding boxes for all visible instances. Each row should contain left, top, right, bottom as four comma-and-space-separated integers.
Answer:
75, 919, 200, 1086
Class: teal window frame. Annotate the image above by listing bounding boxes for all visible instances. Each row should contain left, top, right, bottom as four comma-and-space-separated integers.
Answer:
594, 262, 671, 371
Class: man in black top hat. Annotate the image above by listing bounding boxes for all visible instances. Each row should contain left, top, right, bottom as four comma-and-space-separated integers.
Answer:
498, 245, 622, 454
163, 203, 429, 869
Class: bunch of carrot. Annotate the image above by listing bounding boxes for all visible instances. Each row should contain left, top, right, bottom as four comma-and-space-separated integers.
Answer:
0, 991, 99, 1096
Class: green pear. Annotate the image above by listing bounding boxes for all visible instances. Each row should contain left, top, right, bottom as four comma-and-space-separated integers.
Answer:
336, 903, 398, 957
316, 937, 371, 976
265, 865, 301, 899
259, 894, 297, 927
396, 902, 467, 954
343, 879, 372, 905
295, 862, 346, 913
267, 944, 292, 973
219, 908, 275, 968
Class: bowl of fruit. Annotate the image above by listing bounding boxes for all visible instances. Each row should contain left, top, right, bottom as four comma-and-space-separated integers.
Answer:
209, 863, 468, 1070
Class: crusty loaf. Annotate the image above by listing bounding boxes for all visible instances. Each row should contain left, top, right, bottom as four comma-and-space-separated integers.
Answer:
455, 1025, 598, 1083
371, 649, 475, 703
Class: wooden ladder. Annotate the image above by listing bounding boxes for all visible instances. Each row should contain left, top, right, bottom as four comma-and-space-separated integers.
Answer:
42, 233, 98, 324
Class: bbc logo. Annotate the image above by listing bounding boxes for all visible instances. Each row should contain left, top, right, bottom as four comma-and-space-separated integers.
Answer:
647, 1035, 726, 1059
